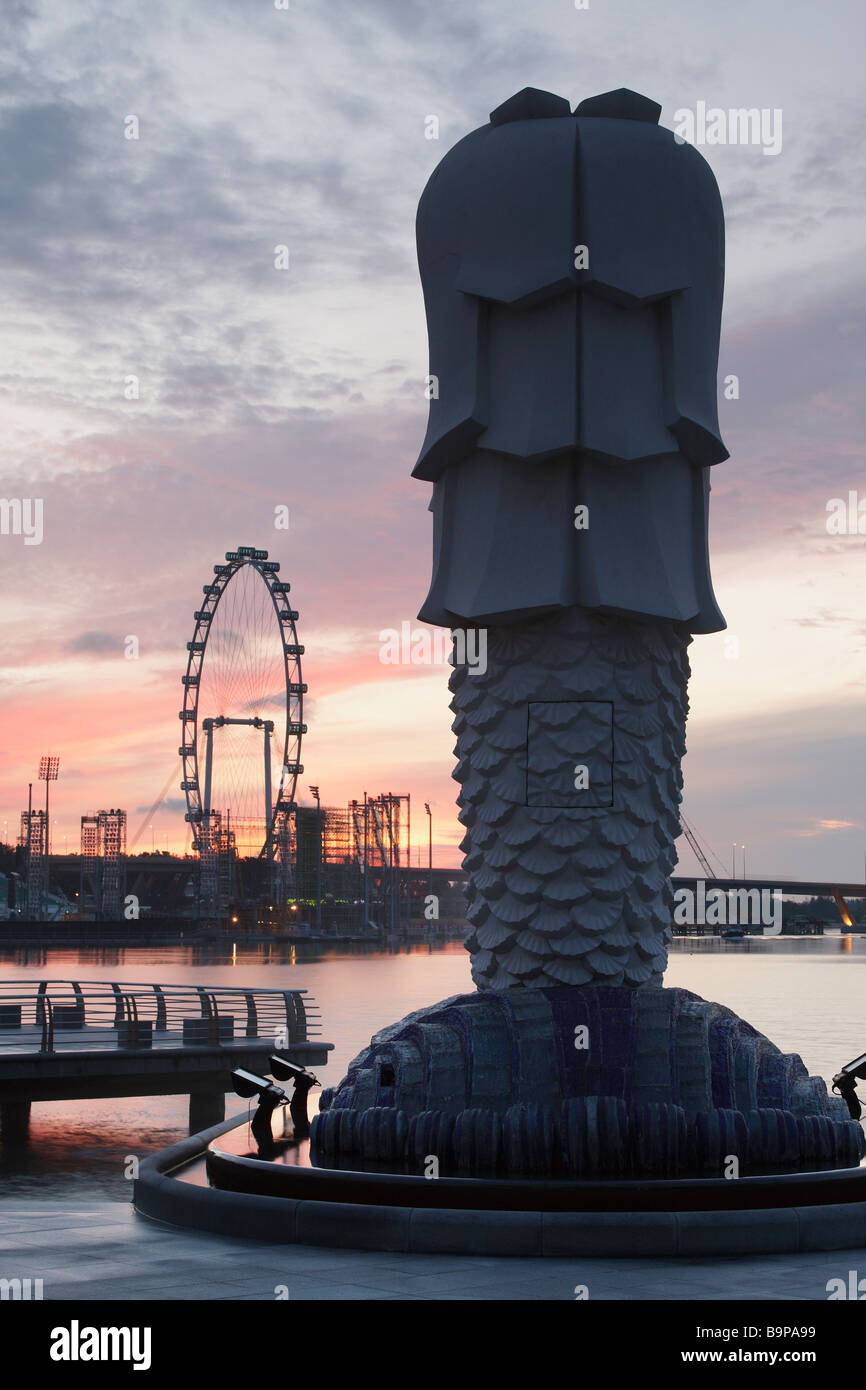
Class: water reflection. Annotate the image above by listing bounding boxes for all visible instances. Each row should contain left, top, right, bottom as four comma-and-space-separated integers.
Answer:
1, 937, 864, 1202
670, 934, 866, 957
0, 938, 466, 971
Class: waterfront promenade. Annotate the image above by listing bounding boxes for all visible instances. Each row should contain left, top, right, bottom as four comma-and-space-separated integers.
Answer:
1, 1198, 862, 1300
0, 979, 331, 1139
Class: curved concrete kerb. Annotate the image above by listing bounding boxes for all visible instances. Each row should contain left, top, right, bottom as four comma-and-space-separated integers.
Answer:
133, 1114, 866, 1257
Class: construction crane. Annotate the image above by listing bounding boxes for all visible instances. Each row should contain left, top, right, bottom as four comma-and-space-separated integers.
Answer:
680, 814, 727, 879
130, 762, 181, 851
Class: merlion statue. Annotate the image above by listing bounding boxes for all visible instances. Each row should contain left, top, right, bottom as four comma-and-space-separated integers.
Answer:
312, 89, 863, 1180
415, 86, 726, 991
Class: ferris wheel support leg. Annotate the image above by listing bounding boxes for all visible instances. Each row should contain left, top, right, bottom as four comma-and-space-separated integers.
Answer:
263, 728, 273, 860
203, 722, 214, 819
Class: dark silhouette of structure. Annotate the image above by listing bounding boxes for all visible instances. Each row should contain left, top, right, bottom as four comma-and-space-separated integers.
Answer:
314, 90, 865, 1183
415, 86, 727, 634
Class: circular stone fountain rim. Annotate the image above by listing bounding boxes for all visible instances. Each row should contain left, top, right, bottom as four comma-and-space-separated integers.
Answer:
206, 1141, 866, 1213
133, 1115, 866, 1256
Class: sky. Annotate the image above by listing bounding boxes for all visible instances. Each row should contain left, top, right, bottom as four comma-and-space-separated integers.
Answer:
0, 0, 864, 879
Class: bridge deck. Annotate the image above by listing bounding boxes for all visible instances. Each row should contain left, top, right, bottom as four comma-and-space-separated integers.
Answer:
672, 877, 866, 896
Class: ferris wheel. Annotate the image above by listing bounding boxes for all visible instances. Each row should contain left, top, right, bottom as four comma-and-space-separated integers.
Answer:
179, 546, 305, 861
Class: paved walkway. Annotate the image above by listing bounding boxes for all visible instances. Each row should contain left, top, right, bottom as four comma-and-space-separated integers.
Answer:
0, 1199, 862, 1300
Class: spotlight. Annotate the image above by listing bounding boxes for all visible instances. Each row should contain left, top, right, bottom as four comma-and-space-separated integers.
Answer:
832, 1051, 866, 1120
270, 1055, 319, 1139
269, 1056, 317, 1085
231, 1068, 288, 1157
231, 1067, 285, 1102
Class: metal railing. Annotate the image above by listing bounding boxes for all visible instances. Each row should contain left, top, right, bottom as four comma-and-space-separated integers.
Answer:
0, 980, 321, 1055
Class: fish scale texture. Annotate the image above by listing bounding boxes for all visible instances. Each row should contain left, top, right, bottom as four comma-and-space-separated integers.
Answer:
453, 607, 691, 990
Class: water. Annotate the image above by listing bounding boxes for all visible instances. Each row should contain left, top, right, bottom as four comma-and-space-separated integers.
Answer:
1, 935, 864, 1201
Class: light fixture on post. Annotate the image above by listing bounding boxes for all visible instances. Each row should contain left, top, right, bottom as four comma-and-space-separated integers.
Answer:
39, 756, 59, 920
270, 1055, 320, 1139
424, 802, 433, 916
309, 785, 322, 934
231, 1068, 287, 1157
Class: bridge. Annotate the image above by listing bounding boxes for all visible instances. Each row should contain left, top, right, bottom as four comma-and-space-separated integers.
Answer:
0, 979, 332, 1142
670, 877, 866, 928
671, 877, 866, 898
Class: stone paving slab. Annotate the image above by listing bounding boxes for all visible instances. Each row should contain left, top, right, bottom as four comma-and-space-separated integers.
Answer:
0, 1199, 863, 1300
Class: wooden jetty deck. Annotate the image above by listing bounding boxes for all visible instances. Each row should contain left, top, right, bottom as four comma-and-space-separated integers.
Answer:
0, 979, 332, 1138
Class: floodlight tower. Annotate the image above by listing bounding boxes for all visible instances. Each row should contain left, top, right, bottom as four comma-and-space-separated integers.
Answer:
309, 785, 322, 933
38, 756, 59, 918
424, 802, 433, 910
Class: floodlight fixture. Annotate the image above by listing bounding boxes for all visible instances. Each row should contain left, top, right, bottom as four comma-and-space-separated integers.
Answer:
270, 1055, 319, 1139
231, 1068, 288, 1157
832, 1051, 866, 1120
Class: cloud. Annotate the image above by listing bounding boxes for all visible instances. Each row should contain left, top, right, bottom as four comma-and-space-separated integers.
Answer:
136, 797, 187, 814
67, 631, 119, 655
1, 0, 864, 874
792, 609, 851, 629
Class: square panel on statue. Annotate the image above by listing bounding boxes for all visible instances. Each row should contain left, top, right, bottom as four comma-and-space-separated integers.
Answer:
525, 699, 614, 808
